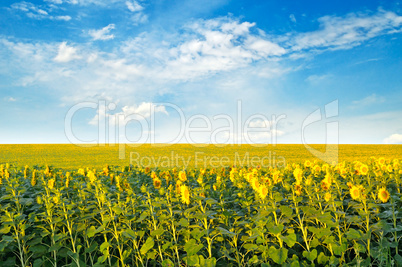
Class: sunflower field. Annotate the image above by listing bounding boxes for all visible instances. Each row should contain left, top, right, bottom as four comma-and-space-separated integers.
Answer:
0, 157, 401, 266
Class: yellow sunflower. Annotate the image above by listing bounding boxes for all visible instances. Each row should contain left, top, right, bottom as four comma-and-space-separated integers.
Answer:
350, 185, 361, 200
48, 178, 55, 190
153, 178, 162, 189
180, 185, 190, 205
178, 171, 187, 182
378, 188, 390, 203
359, 164, 369, 175
324, 192, 331, 202
258, 185, 268, 200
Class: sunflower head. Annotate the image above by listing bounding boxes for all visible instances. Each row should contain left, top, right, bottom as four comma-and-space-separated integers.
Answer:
178, 171, 187, 182
350, 185, 361, 200
324, 192, 331, 202
180, 185, 190, 205
359, 164, 369, 175
378, 188, 390, 203
153, 178, 162, 189
258, 185, 268, 200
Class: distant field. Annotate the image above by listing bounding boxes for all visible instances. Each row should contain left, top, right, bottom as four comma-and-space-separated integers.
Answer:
0, 144, 401, 170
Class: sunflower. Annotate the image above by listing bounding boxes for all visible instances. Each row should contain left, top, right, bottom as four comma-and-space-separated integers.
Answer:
378, 188, 390, 203
293, 168, 303, 184
180, 185, 190, 205
304, 160, 312, 168
386, 165, 393, 173
359, 164, 369, 175
251, 177, 260, 191
175, 180, 182, 194
258, 185, 268, 200
324, 192, 331, 202
48, 178, 55, 190
153, 178, 162, 189
350, 185, 361, 200
294, 184, 302, 196
178, 171, 187, 182
313, 165, 321, 174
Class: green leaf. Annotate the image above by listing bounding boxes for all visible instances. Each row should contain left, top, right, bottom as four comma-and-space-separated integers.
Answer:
161, 258, 175, 267
140, 237, 154, 255
112, 206, 123, 215
280, 206, 293, 218
268, 224, 284, 235
206, 198, 218, 205
317, 252, 329, 265
54, 233, 66, 242
269, 246, 288, 264
204, 257, 217, 267
87, 226, 96, 238
123, 229, 137, 239
2, 236, 14, 243
216, 227, 236, 237
2, 257, 16, 267
184, 239, 203, 256
97, 254, 108, 263
33, 259, 43, 267
29, 245, 47, 254
48, 243, 62, 253
0, 226, 11, 234
302, 249, 317, 262
179, 218, 189, 227
394, 253, 402, 265
151, 229, 164, 237
100, 241, 110, 253
282, 232, 297, 248
332, 242, 347, 256
85, 242, 98, 253
186, 254, 200, 266
136, 211, 148, 222
346, 228, 362, 239
243, 243, 258, 250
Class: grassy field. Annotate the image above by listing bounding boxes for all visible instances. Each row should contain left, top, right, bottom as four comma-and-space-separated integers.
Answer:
0, 144, 401, 169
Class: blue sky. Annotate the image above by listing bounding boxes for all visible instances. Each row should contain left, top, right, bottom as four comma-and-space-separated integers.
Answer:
1, 0, 402, 145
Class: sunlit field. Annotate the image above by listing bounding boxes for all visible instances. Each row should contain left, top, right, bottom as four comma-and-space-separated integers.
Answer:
0, 144, 401, 169
0, 145, 402, 266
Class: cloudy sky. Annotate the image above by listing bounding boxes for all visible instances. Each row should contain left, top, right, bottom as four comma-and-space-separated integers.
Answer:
1, 0, 402, 145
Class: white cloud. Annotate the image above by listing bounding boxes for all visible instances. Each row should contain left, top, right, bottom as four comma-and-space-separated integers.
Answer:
5, 97, 17, 102
351, 93, 385, 107
11, 1, 72, 21
55, 15, 72, 21
54, 42, 81, 62
384, 134, 402, 144
289, 10, 402, 51
149, 17, 286, 80
305, 74, 331, 83
289, 14, 296, 23
89, 102, 168, 126
46, 0, 63, 4
126, 0, 144, 12
88, 24, 116, 41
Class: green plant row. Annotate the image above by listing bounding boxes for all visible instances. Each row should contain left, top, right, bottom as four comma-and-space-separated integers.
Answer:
0, 158, 401, 266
